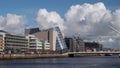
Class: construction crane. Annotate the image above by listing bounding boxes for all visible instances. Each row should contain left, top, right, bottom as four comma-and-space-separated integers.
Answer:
108, 22, 120, 55
109, 22, 120, 35
79, 22, 120, 41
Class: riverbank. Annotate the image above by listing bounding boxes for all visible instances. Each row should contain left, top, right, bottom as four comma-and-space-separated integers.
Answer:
0, 54, 68, 60
0, 54, 96, 60
0, 53, 117, 60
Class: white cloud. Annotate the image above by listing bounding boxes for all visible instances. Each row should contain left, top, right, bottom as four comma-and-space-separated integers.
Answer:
65, 2, 113, 36
0, 2, 119, 48
35, 2, 120, 49
63, 2, 120, 49
0, 13, 27, 35
35, 9, 65, 31
111, 9, 120, 30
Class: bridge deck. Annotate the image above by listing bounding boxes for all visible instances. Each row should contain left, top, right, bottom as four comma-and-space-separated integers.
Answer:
68, 52, 120, 54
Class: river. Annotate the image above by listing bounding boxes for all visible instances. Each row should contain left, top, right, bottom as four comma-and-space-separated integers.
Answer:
0, 56, 120, 68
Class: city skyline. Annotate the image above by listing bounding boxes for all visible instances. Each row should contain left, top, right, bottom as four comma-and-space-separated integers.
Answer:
0, 0, 120, 48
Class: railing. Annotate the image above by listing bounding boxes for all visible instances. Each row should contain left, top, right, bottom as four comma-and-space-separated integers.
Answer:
68, 51, 120, 54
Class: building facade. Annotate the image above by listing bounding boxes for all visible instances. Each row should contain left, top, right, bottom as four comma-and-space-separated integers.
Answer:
25, 27, 67, 53
0, 33, 3, 53
65, 37, 85, 52
25, 28, 40, 36
84, 42, 103, 52
0, 31, 28, 54
50, 27, 67, 51
26, 35, 50, 54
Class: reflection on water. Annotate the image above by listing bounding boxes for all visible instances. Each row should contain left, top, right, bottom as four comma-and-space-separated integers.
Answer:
0, 56, 120, 68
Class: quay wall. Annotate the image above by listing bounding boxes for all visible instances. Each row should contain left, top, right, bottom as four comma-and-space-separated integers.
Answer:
0, 54, 68, 60
0, 53, 115, 60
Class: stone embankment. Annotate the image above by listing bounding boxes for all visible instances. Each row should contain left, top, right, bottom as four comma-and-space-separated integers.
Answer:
0, 53, 117, 60
0, 54, 68, 60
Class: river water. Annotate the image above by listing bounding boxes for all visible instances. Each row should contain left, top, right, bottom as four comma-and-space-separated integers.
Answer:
0, 56, 120, 68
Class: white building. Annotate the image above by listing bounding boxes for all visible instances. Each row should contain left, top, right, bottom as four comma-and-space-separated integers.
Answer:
26, 35, 50, 54
0, 30, 28, 54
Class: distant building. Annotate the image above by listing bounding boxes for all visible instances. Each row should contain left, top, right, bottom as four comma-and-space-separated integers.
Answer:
25, 27, 67, 53
65, 38, 73, 52
102, 48, 114, 52
75, 37, 85, 52
25, 28, 40, 36
84, 42, 103, 52
0, 31, 28, 54
65, 37, 85, 52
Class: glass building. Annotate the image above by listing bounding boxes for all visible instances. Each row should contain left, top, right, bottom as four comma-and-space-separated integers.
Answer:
49, 27, 67, 51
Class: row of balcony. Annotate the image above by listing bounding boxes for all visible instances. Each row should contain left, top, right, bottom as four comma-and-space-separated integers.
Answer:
5, 37, 28, 41
5, 40, 28, 43
5, 42, 28, 45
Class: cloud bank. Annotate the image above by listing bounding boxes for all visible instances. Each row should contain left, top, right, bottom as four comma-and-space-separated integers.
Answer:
0, 2, 120, 48
0, 13, 26, 35
35, 2, 120, 37
35, 2, 120, 48
65, 2, 120, 37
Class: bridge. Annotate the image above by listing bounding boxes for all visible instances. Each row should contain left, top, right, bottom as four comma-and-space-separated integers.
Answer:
67, 51, 120, 57
68, 51, 120, 54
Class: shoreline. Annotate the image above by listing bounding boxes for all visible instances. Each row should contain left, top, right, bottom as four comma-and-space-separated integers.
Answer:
0, 53, 116, 60
0, 54, 68, 60
0, 53, 100, 60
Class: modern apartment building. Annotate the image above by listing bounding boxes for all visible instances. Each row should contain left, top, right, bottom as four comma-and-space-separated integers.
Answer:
26, 35, 50, 54
0, 31, 28, 54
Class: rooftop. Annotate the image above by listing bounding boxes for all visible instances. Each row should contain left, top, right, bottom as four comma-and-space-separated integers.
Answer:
0, 30, 8, 33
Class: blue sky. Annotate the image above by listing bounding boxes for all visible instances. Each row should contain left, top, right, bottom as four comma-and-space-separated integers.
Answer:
0, 0, 120, 27
0, 0, 120, 48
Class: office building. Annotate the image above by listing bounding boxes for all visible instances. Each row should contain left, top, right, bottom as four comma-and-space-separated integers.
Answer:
0, 30, 28, 54
65, 38, 74, 52
65, 37, 85, 52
